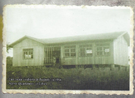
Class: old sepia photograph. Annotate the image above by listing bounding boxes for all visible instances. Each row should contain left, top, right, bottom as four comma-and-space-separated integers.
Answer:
3, 5, 133, 94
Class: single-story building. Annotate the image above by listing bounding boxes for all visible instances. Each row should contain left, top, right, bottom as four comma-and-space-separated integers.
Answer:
9, 32, 130, 67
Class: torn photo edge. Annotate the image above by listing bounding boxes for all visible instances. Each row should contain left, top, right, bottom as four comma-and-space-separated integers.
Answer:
2, 5, 134, 95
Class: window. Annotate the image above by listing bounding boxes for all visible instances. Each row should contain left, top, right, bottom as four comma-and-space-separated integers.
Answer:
96, 43, 110, 56
64, 45, 76, 57
23, 49, 33, 59
79, 45, 93, 57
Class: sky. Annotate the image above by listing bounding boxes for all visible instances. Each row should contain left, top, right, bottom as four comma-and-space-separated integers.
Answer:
4, 5, 131, 44
3, 5, 132, 57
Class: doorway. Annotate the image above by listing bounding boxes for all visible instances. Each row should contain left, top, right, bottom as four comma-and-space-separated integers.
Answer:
44, 46, 61, 65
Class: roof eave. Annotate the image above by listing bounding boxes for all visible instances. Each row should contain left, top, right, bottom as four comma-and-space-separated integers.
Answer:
45, 39, 114, 45
9, 36, 46, 47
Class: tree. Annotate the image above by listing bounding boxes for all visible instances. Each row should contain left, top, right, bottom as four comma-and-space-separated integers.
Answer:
6, 44, 11, 53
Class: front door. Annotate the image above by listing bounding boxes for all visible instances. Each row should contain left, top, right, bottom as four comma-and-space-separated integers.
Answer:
53, 50, 60, 64
44, 46, 61, 65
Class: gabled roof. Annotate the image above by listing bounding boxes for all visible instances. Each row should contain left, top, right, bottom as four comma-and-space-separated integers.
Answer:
9, 31, 130, 47
9, 35, 45, 47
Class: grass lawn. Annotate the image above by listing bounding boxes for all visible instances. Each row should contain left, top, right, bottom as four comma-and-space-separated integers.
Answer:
6, 65, 129, 90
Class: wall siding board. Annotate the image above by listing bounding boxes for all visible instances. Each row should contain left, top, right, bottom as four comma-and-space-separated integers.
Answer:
13, 38, 44, 66
60, 46, 64, 65
113, 36, 128, 66
94, 41, 113, 65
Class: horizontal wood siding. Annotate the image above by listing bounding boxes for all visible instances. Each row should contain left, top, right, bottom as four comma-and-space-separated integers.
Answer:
113, 36, 128, 66
13, 38, 44, 66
